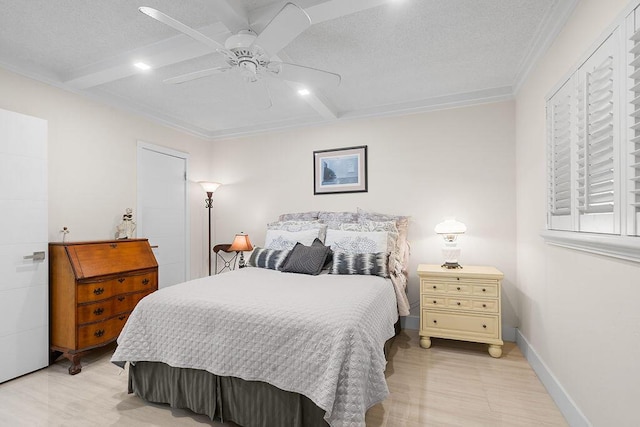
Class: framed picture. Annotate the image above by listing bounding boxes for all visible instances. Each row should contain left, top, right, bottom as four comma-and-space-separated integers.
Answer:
313, 145, 368, 195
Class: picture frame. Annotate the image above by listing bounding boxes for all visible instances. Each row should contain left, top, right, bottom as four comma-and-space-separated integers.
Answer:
313, 145, 368, 195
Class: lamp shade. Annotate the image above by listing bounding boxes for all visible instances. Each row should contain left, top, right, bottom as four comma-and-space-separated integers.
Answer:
434, 218, 467, 235
228, 233, 253, 252
199, 181, 222, 194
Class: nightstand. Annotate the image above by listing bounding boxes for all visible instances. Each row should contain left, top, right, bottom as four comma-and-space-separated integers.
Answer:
417, 264, 504, 358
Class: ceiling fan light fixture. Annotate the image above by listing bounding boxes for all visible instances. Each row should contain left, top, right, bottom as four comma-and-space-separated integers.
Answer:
134, 62, 151, 71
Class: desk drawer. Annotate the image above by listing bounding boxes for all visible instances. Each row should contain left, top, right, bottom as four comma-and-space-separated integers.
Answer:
77, 290, 152, 324
77, 271, 157, 303
77, 313, 130, 349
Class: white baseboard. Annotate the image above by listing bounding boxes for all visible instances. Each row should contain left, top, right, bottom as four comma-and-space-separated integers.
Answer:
516, 329, 591, 427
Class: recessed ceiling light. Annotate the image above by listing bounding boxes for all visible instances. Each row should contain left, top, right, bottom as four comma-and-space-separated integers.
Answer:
134, 62, 151, 71
298, 88, 310, 96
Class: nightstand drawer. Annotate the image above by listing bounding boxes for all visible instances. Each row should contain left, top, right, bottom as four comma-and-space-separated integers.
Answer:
472, 283, 498, 297
423, 311, 498, 338
446, 283, 472, 295
472, 299, 498, 313
446, 298, 472, 309
421, 280, 447, 293
422, 296, 446, 307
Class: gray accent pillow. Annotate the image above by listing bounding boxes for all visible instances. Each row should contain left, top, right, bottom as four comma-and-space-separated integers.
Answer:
330, 252, 389, 278
280, 239, 331, 276
247, 247, 290, 270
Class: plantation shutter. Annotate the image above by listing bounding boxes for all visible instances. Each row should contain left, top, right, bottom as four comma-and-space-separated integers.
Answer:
629, 24, 640, 235
547, 80, 573, 231
575, 33, 619, 233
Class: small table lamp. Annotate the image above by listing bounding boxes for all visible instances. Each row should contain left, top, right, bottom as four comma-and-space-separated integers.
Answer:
228, 233, 253, 268
434, 218, 467, 269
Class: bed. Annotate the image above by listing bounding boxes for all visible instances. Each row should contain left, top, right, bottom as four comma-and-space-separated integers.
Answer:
111, 209, 411, 427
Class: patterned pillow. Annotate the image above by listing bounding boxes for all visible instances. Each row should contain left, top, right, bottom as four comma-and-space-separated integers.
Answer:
357, 208, 409, 272
324, 229, 388, 254
330, 252, 389, 278
317, 211, 359, 229
278, 211, 319, 221
264, 228, 322, 250
337, 220, 401, 276
247, 247, 290, 270
267, 220, 328, 242
280, 241, 331, 276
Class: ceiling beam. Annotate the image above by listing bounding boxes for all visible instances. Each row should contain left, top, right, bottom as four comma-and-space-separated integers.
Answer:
63, 23, 229, 89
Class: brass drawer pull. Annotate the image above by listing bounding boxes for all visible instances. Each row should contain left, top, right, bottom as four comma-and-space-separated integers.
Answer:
118, 315, 126, 321
93, 287, 104, 295
94, 329, 105, 337
117, 296, 125, 302
142, 278, 150, 285
93, 308, 104, 316
118, 278, 125, 283
110, 243, 117, 248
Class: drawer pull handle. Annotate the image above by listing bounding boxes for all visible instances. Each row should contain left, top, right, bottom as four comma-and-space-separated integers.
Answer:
456, 302, 461, 306
456, 287, 461, 291
118, 315, 126, 321
110, 243, 117, 248
93, 287, 104, 295
432, 285, 437, 289
482, 324, 487, 329
482, 288, 486, 292
117, 296, 125, 302
142, 278, 150, 285
433, 320, 437, 324
433, 300, 437, 304
94, 329, 105, 337
118, 278, 125, 283
482, 304, 487, 308
93, 308, 104, 316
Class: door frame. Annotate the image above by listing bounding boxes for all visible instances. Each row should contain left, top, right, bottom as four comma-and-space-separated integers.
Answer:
136, 141, 190, 282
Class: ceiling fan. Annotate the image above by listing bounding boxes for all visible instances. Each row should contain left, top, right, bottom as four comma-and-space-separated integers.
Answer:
139, 3, 341, 109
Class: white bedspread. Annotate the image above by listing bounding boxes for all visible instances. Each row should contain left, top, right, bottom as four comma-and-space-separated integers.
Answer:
111, 267, 398, 427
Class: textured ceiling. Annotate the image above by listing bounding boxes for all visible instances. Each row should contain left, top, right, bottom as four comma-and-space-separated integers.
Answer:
0, 0, 573, 139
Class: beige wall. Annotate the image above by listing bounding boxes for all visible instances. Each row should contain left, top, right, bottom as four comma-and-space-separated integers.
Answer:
515, 0, 639, 425
0, 67, 213, 279
210, 100, 518, 329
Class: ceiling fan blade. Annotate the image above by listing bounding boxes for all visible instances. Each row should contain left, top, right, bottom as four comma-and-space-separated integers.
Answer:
163, 66, 232, 84
139, 7, 235, 61
252, 3, 311, 58
268, 62, 341, 88
245, 78, 272, 110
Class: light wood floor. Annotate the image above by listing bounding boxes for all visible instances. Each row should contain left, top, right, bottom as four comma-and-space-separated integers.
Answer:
0, 329, 567, 426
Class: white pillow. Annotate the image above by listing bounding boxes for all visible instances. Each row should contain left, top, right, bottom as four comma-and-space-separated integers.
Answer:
324, 229, 388, 254
264, 228, 321, 250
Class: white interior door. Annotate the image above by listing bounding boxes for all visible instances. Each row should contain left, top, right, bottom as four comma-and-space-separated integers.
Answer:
137, 142, 189, 288
0, 109, 48, 383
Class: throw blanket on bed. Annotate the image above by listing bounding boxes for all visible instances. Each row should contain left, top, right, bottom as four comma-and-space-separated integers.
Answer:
111, 268, 398, 427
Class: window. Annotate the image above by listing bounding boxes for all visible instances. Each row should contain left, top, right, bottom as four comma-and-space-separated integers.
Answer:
544, 7, 640, 262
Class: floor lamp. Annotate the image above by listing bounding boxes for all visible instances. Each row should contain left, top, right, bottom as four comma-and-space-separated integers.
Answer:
199, 181, 221, 276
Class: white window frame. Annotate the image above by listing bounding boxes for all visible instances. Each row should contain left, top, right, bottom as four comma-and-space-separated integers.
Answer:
543, 4, 640, 264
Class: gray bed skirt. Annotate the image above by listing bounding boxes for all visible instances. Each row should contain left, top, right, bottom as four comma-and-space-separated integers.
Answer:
127, 322, 399, 426
128, 361, 329, 427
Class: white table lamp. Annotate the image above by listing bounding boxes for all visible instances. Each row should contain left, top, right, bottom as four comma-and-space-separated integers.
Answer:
434, 218, 467, 269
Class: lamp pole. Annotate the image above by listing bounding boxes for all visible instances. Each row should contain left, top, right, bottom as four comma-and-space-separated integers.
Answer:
205, 192, 213, 276
199, 182, 221, 276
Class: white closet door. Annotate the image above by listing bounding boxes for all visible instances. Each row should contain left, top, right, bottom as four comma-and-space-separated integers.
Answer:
0, 109, 48, 383
137, 142, 189, 289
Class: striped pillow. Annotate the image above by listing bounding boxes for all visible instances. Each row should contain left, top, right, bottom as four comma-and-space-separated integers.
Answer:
247, 247, 290, 270
330, 252, 389, 278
